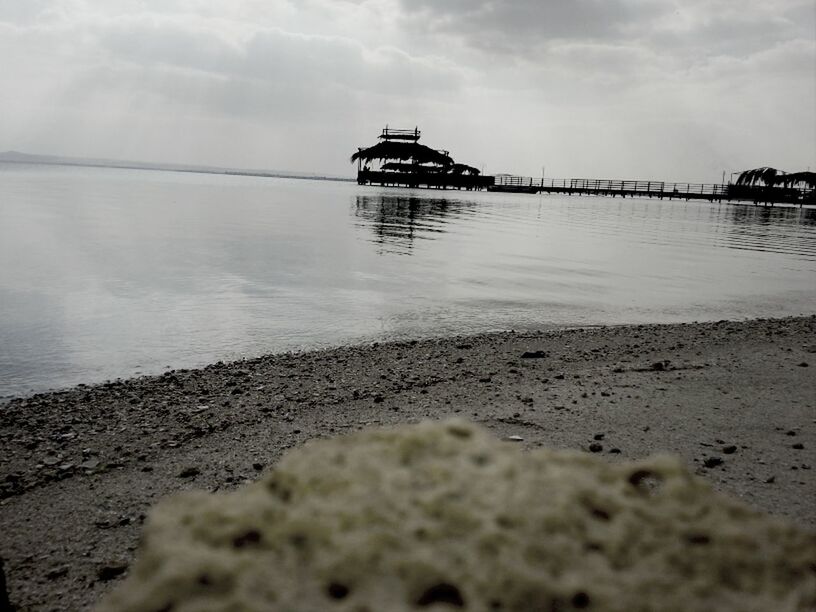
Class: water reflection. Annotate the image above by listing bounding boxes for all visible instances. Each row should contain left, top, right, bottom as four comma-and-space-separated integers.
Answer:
3, 164, 816, 396
354, 192, 816, 261
721, 204, 816, 259
354, 194, 476, 255
729, 203, 816, 226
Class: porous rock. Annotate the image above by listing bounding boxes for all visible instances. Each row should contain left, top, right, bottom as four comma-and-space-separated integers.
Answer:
97, 420, 816, 612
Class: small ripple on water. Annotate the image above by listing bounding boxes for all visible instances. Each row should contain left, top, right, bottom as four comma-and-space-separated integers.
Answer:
2, 169, 815, 395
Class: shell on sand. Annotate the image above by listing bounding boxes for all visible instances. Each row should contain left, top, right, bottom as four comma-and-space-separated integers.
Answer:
97, 420, 816, 612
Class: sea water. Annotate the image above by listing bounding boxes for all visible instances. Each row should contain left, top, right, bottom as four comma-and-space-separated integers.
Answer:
1, 163, 815, 396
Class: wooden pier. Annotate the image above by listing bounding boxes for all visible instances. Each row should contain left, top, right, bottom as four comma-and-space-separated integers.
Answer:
351, 128, 814, 205
491, 177, 727, 200
488, 176, 814, 205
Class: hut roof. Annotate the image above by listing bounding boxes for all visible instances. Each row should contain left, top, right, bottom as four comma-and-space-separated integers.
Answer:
381, 162, 445, 173
736, 167, 779, 187
776, 171, 816, 188
451, 163, 480, 175
351, 141, 453, 167
736, 167, 816, 188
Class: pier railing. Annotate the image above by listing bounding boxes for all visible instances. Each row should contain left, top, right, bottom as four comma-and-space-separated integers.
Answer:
565, 179, 727, 197
488, 176, 816, 204
493, 175, 728, 198
379, 127, 421, 141
359, 169, 814, 204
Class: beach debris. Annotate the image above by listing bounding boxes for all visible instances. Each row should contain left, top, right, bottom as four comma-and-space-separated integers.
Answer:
703, 456, 724, 468
722, 445, 738, 455
0, 556, 13, 612
506, 435, 524, 442
97, 562, 128, 583
177, 466, 200, 479
45, 566, 69, 580
97, 420, 816, 612
520, 350, 547, 359
792, 443, 805, 450
589, 443, 604, 453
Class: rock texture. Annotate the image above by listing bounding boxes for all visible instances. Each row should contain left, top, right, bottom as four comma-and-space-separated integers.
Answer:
97, 420, 816, 612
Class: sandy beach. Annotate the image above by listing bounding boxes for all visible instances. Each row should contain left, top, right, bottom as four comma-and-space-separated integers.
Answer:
1, 315, 814, 611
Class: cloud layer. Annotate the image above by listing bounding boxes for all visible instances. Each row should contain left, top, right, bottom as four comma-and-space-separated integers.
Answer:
1, 0, 813, 179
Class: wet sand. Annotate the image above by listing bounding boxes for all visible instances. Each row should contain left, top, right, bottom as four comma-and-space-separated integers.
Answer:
1, 316, 815, 611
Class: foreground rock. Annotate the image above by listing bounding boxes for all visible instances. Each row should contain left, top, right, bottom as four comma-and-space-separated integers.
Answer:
97, 420, 816, 612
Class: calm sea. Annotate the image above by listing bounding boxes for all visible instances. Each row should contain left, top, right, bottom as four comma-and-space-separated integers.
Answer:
1, 163, 815, 397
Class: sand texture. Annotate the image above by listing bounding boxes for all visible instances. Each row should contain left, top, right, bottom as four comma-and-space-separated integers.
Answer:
1, 316, 815, 610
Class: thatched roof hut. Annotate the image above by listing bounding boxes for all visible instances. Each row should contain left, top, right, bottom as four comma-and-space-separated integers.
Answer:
352, 126, 492, 191
735, 167, 779, 187
351, 141, 453, 167
735, 167, 816, 188
450, 163, 480, 176
776, 171, 816, 189
381, 162, 445, 173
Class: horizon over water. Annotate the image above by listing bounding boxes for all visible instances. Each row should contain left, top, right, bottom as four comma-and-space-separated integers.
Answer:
1, 163, 815, 398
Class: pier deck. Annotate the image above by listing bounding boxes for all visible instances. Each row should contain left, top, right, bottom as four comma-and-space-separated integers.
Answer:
489, 176, 813, 205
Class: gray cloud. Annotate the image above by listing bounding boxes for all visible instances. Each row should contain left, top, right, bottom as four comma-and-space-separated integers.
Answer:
397, 0, 669, 53
0, 0, 813, 178
90, 17, 463, 115
0, 0, 67, 25
643, 1, 816, 61
395, 0, 814, 73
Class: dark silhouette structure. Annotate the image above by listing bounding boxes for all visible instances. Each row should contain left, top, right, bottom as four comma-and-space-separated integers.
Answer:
728, 167, 816, 205
350, 131, 813, 206
488, 173, 814, 206
490, 176, 730, 200
352, 127, 493, 190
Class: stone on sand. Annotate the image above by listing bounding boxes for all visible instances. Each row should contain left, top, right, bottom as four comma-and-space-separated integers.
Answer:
97, 420, 815, 612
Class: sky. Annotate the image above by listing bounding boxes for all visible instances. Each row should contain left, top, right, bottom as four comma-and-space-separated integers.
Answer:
1, 0, 814, 181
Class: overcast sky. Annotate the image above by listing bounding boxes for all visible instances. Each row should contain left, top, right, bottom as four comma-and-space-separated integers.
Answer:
1, 0, 814, 181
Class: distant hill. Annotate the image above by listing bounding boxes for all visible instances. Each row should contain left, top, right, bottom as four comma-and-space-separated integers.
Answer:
0, 151, 354, 183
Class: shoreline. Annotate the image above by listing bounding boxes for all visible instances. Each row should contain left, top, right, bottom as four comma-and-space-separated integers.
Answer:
1, 315, 815, 610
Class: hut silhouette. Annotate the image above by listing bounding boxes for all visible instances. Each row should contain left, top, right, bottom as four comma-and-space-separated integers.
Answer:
731, 167, 815, 205
352, 127, 493, 191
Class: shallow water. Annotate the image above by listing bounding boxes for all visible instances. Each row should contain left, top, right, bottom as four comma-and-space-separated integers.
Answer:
1, 163, 815, 396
